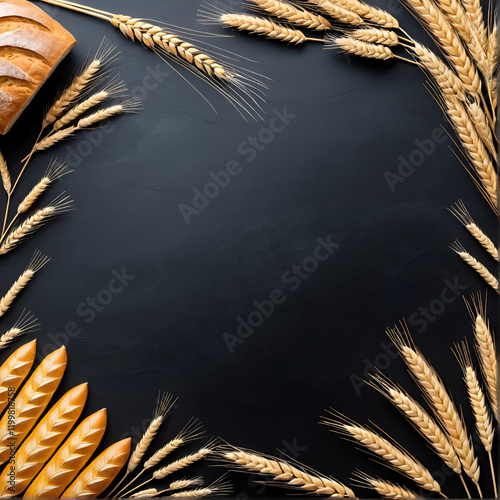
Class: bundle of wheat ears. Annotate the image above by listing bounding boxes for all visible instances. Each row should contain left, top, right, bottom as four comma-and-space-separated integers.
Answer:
222, 292, 497, 499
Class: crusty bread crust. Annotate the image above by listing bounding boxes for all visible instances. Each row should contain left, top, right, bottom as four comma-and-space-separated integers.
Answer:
0, 0, 76, 134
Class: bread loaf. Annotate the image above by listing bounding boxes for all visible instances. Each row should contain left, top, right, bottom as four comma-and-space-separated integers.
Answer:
0, 0, 76, 134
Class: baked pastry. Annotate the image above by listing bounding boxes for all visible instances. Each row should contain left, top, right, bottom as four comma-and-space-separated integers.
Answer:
0, 0, 76, 134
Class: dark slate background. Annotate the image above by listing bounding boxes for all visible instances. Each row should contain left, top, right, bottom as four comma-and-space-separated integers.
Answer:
0, 0, 497, 498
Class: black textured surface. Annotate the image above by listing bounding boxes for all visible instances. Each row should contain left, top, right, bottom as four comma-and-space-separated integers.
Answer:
0, 0, 497, 498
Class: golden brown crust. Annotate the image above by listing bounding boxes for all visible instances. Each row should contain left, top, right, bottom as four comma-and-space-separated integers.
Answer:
0, 0, 75, 134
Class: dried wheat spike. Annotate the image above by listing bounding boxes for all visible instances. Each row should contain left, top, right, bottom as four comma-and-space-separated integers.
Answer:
388, 326, 481, 484
454, 342, 494, 452
144, 418, 204, 469
168, 476, 232, 497
0, 151, 10, 195
221, 445, 356, 497
369, 373, 462, 474
111, 16, 228, 79
18, 160, 71, 214
0, 346, 67, 465
352, 470, 418, 499
54, 79, 127, 131
130, 488, 159, 498
127, 392, 176, 473
295, 0, 363, 24
334, 37, 395, 59
449, 201, 498, 260
43, 43, 116, 127
168, 477, 205, 491
62, 438, 131, 498
0, 310, 39, 350
0, 194, 73, 255
350, 28, 400, 45
152, 445, 213, 480
465, 99, 496, 158
220, 13, 308, 43
248, 0, 332, 29
0, 251, 50, 317
76, 97, 141, 129
412, 42, 466, 100
0, 383, 88, 497
323, 412, 441, 492
32, 127, 77, 152
25, 409, 107, 498
461, 0, 487, 52
404, 0, 481, 94
451, 241, 498, 292
486, 21, 497, 110
0, 339, 36, 415
465, 294, 498, 417
443, 97, 497, 207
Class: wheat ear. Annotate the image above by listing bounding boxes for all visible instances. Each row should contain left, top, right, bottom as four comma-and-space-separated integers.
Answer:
323, 412, 442, 493
292, 0, 364, 24
460, 0, 487, 52
349, 28, 400, 45
486, 21, 497, 112
454, 341, 497, 498
54, 79, 127, 131
368, 373, 462, 475
0, 194, 73, 255
220, 445, 355, 497
130, 477, 204, 498
0, 383, 88, 497
411, 42, 466, 100
387, 326, 481, 490
0, 339, 36, 415
443, 97, 497, 207
0, 310, 39, 350
0, 346, 67, 465
0, 251, 50, 317
352, 470, 418, 499
465, 294, 498, 417
130, 488, 159, 498
43, 42, 116, 127
61, 438, 132, 498
25, 409, 107, 498
152, 445, 213, 480
465, 99, 496, 158
220, 14, 309, 43
449, 201, 498, 260
403, 0, 481, 94
168, 476, 232, 497
0, 151, 10, 195
248, 0, 332, 29
451, 241, 498, 292
18, 160, 71, 214
333, 37, 397, 59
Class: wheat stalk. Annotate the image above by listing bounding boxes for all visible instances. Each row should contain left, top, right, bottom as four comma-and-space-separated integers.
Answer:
25, 409, 107, 498
0, 339, 36, 415
368, 373, 462, 475
323, 412, 442, 493
449, 201, 498, 260
0, 310, 39, 350
248, 0, 332, 29
0, 383, 88, 497
54, 79, 127, 131
403, 0, 481, 95
0, 345, 67, 465
221, 446, 355, 497
0, 194, 73, 255
352, 470, 418, 499
451, 241, 498, 292
220, 14, 309, 43
18, 160, 71, 214
465, 294, 498, 417
0, 251, 50, 317
61, 438, 132, 498
43, 42, 116, 127
0, 152, 10, 196
442, 97, 497, 207
387, 326, 481, 492
349, 27, 400, 45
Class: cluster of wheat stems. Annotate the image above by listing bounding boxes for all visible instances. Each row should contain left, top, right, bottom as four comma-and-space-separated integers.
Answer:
0, 43, 140, 352
222, 293, 497, 499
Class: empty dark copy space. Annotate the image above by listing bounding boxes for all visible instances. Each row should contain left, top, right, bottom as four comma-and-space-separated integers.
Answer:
0, 0, 497, 498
